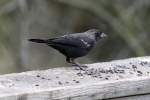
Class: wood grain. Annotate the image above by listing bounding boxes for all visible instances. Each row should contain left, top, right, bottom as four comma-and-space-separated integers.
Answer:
0, 56, 150, 100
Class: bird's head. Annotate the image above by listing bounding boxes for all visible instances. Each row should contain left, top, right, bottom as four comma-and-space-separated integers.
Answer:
86, 29, 107, 41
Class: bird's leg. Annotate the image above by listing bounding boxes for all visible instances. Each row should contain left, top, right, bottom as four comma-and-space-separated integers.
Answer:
66, 57, 88, 70
66, 57, 72, 63
66, 57, 80, 70
71, 58, 88, 70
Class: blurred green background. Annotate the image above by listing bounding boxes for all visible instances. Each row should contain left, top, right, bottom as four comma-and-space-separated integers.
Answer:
0, 0, 149, 74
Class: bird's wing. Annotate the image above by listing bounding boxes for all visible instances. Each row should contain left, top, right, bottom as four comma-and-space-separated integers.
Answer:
47, 35, 94, 49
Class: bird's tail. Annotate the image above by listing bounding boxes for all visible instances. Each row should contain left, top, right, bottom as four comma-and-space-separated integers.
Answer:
28, 39, 47, 43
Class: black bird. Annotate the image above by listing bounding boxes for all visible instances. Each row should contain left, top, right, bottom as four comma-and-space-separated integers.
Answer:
28, 29, 107, 70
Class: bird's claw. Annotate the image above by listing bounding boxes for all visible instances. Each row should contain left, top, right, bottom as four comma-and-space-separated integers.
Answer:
72, 64, 88, 71
73, 66, 81, 70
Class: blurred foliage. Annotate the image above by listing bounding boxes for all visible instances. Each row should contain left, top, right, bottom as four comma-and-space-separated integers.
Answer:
0, 0, 150, 74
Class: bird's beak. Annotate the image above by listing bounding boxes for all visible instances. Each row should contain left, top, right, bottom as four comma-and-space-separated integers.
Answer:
101, 33, 107, 38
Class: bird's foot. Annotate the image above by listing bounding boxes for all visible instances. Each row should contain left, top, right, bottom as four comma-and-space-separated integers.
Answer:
72, 64, 88, 71
73, 66, 81, 70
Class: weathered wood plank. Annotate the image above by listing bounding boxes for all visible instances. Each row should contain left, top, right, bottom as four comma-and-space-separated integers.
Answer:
0, 56, 150, 100
109, 94, 150, 100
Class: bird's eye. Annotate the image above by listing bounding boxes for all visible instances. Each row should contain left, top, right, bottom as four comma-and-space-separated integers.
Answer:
95, 32, 107, 41
95, 32, 102, 37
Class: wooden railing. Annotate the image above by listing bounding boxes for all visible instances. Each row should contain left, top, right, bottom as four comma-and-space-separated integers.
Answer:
0, 56, 150, 100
